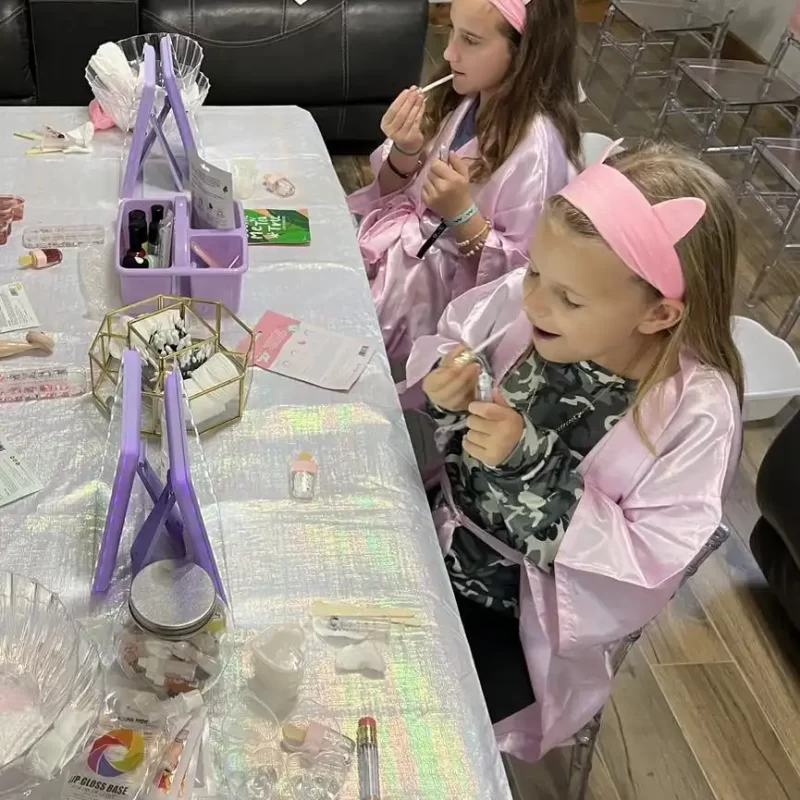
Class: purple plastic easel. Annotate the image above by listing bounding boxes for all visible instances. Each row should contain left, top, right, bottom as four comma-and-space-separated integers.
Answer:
121, 37, 198, 199
93, 349, 226, 601
115, 34, 250, 311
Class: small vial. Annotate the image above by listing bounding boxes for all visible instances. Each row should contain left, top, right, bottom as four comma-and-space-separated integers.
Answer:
290, 452, 317, 500
19, 248, 63, 270
477, 370, 493, 402
326, 617, 391, 641
0, 366, 88, 403
263, 173, 296, 198
357, 717, 381, 800
282, 721, 356, 763
22, 224, 105, 248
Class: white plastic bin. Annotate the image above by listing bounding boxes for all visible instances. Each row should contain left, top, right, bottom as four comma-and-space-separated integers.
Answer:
732, 315, 800, 422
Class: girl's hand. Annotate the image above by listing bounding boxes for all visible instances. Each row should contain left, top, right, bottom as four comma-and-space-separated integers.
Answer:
381, 89, 426, 155
423, 345, 481, 412
422, 155, 472, 221
464, 390, 524, 467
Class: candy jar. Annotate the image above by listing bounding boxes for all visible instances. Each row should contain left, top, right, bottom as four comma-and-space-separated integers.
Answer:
116, 559, 231, 696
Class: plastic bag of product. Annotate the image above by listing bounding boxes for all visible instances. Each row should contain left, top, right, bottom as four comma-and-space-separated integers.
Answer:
58, 693, 173, 800
151, 707, 207, 799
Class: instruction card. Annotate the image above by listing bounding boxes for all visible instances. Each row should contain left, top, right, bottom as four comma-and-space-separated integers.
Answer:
0, 282, 39, 334
0, 440, 43, 507
189, 151, 236, 230
249, 310, 375, 391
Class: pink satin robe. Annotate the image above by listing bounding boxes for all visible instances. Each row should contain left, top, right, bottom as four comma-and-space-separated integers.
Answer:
406, 269, 741, 762
347, 98, 573, 371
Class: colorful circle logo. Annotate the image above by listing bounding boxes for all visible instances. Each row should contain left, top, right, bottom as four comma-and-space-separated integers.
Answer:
88, 729, 145, 777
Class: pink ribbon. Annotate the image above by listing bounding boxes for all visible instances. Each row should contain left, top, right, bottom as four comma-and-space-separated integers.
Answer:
489, 0, 530, 33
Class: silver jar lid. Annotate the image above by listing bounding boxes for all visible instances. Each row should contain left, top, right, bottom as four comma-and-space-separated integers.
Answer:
129, 559, 216, 639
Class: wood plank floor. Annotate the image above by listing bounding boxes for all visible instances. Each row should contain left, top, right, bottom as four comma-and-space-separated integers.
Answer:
332, 16, 800, 800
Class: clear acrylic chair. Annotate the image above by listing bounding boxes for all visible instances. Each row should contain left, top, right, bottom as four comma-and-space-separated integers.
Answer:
584, 0, 738, 125
654, 4, 800, 155
562, 524, 730, 800
580, 132, 625, 166
739, 137, 800, 338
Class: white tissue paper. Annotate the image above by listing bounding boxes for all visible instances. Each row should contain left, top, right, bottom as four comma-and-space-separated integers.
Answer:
334, 641, 386, 677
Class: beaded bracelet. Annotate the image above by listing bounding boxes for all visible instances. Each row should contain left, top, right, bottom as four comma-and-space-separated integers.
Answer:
458, 221, 491, 257
462, 237, 488, 258
457, 220, 491, 250
445, 204, 479, 228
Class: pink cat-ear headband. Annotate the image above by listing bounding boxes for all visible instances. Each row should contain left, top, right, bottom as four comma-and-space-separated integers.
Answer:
489, 0, 531, 33
557, 140, 706, 300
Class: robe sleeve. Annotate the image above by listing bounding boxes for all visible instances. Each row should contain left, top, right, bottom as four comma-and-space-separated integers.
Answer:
552, 373, 739, 657
404, 270, 525, 389
473, 119, 573, 286
346, 139, 414, 217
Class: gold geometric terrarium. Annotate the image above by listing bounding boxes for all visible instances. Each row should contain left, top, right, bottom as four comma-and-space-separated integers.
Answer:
89, 295, 254, 435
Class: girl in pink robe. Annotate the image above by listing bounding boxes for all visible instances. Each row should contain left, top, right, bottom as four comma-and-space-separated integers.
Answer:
407, 142, 744, 761
347, 0, 580, 374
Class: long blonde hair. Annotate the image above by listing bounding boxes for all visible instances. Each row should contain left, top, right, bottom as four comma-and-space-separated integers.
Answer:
548, 142, 744, 439
421, 0, 581, 183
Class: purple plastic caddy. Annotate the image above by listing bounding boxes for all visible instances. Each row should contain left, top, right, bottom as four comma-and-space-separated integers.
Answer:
116, 37, 248, 312
93, 349, 227, 601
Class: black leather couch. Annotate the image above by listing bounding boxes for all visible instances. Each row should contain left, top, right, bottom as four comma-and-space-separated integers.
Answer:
750, 407, 800, 632
0, 0, 428, 145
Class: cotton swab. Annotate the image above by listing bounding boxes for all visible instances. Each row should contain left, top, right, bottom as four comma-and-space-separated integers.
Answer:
419, 74, 454, 94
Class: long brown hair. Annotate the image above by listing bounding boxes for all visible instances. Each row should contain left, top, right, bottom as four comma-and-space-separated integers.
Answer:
548, 142, 744, 440
421, 0, 581, 183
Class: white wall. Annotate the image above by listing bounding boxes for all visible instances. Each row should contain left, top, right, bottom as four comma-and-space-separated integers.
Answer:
731, 0, 799, 80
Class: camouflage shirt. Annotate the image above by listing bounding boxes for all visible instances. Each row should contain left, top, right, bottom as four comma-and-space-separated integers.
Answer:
429, 350, 635, 616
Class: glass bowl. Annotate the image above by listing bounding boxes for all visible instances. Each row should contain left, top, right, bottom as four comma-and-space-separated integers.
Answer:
0, 622, 104, 796
0, 573, 83, 781
86, 66, 210, 134
85, 33, 207, 132
116, 33, 203, 89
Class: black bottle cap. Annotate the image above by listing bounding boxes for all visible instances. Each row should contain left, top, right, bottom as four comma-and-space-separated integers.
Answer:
128, 225, 144, 252
151, 204, 165, 224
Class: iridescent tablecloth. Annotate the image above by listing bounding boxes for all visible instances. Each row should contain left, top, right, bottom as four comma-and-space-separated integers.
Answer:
0, 107, 512, 799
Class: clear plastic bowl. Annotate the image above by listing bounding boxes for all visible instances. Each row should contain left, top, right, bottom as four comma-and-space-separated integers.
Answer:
0, 573, 83, 781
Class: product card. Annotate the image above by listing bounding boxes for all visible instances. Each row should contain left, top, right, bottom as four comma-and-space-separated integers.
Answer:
0, 282, 39, 333
245, 208, 311, 246
0, 440, 43, 507
189, 151, 236, 231
249, 311, 375, 391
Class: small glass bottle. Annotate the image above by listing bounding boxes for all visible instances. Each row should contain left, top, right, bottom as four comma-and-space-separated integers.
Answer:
290, 452, 317, 500
282, 721, 355, 763
263, 173, 296, 198
18, 248, 63, 270
477, 369, 493, 402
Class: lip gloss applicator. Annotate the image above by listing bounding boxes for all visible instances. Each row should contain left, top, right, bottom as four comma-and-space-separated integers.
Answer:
357, 717, 381, 800
419, 74, 454, 94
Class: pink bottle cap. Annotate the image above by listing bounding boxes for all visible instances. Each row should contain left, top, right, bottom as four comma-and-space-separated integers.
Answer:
291, 452, 317, 473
